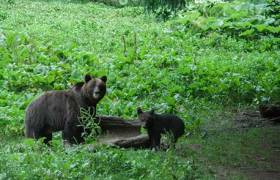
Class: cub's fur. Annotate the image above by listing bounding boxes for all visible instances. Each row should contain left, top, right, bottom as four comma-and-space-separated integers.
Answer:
137, 108, 185, 149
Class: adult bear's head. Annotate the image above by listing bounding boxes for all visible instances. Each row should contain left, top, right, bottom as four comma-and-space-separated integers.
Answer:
82, 74, 107, 105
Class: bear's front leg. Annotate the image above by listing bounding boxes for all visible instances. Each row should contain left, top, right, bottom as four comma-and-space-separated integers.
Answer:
150, 134, 161, 150
62, 120, 85, 144
62, 99, 85, 145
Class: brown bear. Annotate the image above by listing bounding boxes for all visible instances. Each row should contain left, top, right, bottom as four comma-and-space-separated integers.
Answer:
137, 108, 185, 150
25, 74, 107, 145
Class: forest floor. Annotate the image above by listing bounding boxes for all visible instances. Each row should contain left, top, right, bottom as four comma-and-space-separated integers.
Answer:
1, 107, 279, 179
183, 108, 280, 179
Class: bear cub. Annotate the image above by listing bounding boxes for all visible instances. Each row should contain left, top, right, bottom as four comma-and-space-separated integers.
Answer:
137, 108, 185, 149
25, 74, 107, 145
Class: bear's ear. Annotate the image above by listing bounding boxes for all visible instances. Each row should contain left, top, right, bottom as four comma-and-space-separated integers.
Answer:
150, 109, 155, 114
100, 76, 107, 83
85, 74, 92, 83
137, 107, 143, 115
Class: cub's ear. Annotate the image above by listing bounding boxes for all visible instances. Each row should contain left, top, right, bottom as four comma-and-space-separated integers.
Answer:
84, 74, 92, 83
150, 109, 155, 114
137, 107, 143, 115
100, 76, 107, 83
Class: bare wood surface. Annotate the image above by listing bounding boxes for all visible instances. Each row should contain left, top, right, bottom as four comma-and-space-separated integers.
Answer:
95, 116, 143, 128
99, 134, 150, 149
94, 116, 150, 148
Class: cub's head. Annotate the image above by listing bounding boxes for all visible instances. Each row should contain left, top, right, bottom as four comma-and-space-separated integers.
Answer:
82, 74, 107, 103
137, 107, 155, 124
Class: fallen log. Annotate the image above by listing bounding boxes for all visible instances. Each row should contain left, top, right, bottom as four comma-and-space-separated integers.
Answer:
269, 116, 280, 122
95, 116, 143, 128
95, 116, 143, 137
100, 134, 150, 149
113, 134, 150, 148
94, 116, 150, 148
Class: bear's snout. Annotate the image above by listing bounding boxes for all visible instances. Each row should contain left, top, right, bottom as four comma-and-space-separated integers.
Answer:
93, 91, 100, 97
93, 88, 102, 99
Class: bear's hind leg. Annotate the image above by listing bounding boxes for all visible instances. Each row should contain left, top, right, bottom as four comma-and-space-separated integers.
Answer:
41, 126, 53, 145
32, 125, 53, 145
27, 126, 52, 145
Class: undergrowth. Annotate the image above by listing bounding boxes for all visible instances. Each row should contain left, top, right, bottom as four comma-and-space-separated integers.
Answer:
0, 0, 279, 178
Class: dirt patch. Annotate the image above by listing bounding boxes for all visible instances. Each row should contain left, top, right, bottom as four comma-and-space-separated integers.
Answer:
187, 144, 202, 152
241, 168, 280, 180
234, 110, 277, 129
234, 111, 280, 179
200, 109, 280, 179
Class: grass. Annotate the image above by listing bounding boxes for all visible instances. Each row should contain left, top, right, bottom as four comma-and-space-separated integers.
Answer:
0, 0, 280, 179
0, 135, 199, 179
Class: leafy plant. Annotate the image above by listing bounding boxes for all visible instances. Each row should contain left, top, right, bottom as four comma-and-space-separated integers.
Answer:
173, 0, 280, 38
79, 108, 102, 143
266, 0, 280, 26
143, 0, 186, 20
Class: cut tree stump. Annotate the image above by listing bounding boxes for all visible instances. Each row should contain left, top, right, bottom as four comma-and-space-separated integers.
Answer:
94, 116, 150, 148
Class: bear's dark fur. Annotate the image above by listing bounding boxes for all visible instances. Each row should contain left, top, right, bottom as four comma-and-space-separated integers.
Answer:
259, 104, 280, 118
137, 108, 185, 149
25, 74, 107, 144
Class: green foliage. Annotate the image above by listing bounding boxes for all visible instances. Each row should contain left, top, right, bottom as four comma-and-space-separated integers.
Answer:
80, 108, 102, 142
143, 0, 186, 20
173, 0, 280, 38
266, 0, 280, 26
0, 0, 279, 136
0, 138, 198, 179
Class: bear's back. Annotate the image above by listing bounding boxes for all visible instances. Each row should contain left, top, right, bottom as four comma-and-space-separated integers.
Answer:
154, 114, 185, 137
25, 90, 79, 131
